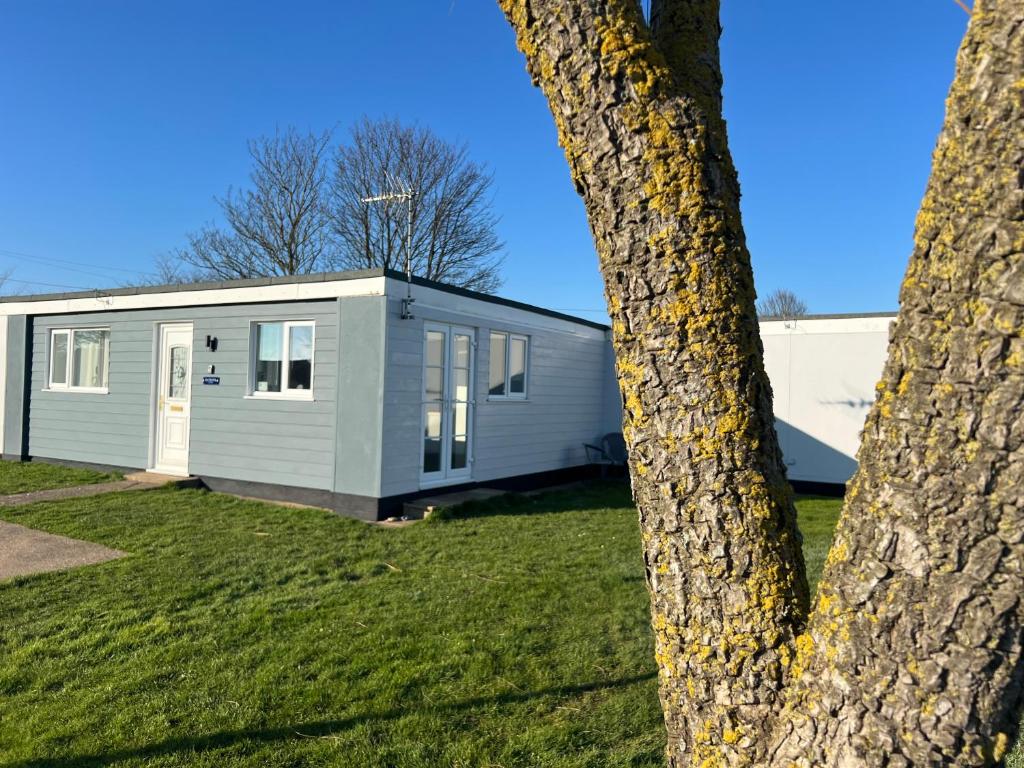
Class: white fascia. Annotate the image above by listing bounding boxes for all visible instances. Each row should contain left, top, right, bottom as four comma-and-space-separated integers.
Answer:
759, 315, 896, 337
0, 277, 387, 317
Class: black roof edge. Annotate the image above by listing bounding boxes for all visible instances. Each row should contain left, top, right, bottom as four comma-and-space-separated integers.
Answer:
0, 266, 612, 332
0, 265, 894, 330
382, 270, 610, 331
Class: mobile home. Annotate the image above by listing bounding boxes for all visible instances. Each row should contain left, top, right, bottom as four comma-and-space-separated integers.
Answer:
0, 268, 894, 516
0, 270, 620, 519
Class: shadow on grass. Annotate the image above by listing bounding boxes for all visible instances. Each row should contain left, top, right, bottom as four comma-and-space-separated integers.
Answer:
12, 672, 657, 768
428, 479, 632, 522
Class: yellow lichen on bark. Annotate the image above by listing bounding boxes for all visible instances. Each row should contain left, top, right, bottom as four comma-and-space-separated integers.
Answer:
498, 3, 812, 765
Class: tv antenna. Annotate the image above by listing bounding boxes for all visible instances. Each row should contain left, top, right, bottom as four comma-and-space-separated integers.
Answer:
362, 172, 416, 319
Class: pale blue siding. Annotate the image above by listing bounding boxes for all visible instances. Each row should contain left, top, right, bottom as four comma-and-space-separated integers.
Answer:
380, 293, 618, 497
28, 301, 342, 490
10, 277, 615, 505
334, 296, 387, 498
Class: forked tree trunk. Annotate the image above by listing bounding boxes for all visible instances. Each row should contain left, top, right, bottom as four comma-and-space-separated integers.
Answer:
499, 0, 1024, 765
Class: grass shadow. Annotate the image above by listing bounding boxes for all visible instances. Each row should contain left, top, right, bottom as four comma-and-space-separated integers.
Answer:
427, 479, 632, 522
10, 672, 657, 768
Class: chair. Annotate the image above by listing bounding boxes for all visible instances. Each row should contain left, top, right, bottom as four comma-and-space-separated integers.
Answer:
584, 432, 628, 478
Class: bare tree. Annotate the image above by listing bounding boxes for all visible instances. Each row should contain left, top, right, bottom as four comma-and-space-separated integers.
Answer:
178, 128, 335, 279
757, 288, 808, 319
129, 254, 210, 287
327, 117, 504, 293
500, 0, 1023, 765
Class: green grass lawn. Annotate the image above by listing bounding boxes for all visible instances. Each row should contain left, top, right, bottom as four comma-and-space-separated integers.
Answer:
0, 459, 120, 495
5, 482, 1009, 766
0, 483, 665, 767
791, 495, 841, 595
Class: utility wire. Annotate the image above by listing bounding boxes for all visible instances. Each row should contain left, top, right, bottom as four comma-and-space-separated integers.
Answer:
0, 247, 154, 278
3, 277, 93, 292
0, 255, 147, 283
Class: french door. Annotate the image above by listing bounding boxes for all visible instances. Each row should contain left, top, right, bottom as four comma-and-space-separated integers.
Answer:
421, 323, 475, 485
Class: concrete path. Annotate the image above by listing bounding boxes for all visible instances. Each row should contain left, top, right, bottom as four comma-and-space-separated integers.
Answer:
399, 488, 507, 521
0, 472, 194, 580
0, 479, 157, 508
0, 471, 197, 509
0, 520, 125, 580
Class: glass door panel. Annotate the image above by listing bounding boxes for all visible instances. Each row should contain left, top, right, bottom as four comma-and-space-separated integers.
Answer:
449, 333, 473, 473
422, 329, 447, 479
168, 345, 189, 399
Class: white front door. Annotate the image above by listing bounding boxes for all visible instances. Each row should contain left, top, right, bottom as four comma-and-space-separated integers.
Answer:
421, 323, 475, 485
153, 323, 193, 476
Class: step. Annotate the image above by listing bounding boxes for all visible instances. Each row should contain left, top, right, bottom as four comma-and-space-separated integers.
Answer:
123, 471, 203, 488
401, 488, 507, 520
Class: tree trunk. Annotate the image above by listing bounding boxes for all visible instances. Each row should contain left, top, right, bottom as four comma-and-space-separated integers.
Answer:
500, 0, 1024, 765
498, 1, 809, 764
767, 2, 1024, 764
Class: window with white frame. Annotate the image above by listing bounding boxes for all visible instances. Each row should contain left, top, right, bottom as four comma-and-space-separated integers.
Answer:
250, 320, 315, 398
488, 331, 528, 399
48, 328, 110, 392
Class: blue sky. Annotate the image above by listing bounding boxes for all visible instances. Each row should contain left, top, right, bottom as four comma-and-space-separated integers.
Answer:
0, 1, 969, 318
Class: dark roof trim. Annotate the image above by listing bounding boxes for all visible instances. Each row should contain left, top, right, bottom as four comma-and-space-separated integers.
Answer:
386, 271, 610, 331
0, 266, 611, 332
0, 264, 892, 330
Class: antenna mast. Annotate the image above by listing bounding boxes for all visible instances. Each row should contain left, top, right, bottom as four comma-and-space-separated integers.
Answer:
361, 172, 416, 319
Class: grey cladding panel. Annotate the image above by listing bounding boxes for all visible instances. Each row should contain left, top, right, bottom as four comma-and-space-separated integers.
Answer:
28, 301, 341, 489
3, 316, 29, 458
380, 298, 617, 497
333, 296, 386, 498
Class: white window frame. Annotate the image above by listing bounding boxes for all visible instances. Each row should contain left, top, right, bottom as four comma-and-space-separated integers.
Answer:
46, 327, 110, 394
247, 320, 316, 401
487, 330, 529, 401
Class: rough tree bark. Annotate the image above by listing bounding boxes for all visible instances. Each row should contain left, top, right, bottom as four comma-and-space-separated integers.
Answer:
499, 0, 1023, 766
769, 3, 1024, 764
499, 0, 809, 763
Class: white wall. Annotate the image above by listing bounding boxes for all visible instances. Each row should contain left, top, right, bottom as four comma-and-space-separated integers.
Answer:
761, 315, 894, 485
0, 316, 7, 455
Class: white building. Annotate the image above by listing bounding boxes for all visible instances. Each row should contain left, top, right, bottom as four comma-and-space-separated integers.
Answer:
761, 313, 895, 489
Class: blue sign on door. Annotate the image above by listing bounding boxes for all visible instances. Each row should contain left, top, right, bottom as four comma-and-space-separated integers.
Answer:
202, 376, 221, 385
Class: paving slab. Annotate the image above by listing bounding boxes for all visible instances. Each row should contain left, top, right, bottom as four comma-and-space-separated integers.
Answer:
0, 472, 200, 510
0, 520, 125, 581
124, 471, 202, 487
